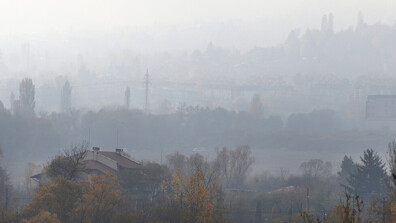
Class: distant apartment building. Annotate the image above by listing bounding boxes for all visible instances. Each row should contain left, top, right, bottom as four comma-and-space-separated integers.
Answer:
366, 95, 396, 120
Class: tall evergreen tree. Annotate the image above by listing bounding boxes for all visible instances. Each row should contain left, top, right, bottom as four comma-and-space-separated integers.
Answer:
348, 149, 388, 202
0, 146, 10, 209
338, 155, 357, 188
60, 81, 72, 113
18, 78, 35, 117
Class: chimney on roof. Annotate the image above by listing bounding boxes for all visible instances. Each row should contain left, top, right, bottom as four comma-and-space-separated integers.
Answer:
93, 147, 100, 152
115, 148, 123, 154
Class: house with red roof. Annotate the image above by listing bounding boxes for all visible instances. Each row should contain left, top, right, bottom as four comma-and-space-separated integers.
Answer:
83, 147, 142, 175
31, 147, 142, 182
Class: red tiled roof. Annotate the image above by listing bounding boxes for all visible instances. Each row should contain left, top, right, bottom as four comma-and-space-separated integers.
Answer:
99, 152, 142, 169
83, 160, 117, 174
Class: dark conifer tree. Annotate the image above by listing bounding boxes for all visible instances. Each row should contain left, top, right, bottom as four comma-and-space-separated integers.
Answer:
338, 155, 357, 188
348, 149, 388, 202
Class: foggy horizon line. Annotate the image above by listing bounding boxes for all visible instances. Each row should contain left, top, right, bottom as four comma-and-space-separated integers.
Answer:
0, 11, 395, 53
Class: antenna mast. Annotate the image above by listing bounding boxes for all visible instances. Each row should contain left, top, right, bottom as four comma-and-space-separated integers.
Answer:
116, 128, 119, 149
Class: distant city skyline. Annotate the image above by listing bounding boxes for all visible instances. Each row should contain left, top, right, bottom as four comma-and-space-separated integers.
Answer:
0, 0, 395, 51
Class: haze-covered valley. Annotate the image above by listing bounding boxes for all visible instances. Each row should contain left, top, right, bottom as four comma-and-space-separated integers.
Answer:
1, 1, 396, 222
2, 11, 396, 169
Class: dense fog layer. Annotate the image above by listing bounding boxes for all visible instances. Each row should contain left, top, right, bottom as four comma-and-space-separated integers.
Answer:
2, 2, 396, 222
1, 12, 396, 179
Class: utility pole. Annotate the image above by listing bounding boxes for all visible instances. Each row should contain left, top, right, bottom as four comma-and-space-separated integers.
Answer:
88, 127, 91, 146
5, 186, 8, 209
180, 192, 183, 208
144, 69, 150, 114
381, 196, 386, 223
306, 187, 310, 212
180, 192, 183, 223
160, 150, 163, 165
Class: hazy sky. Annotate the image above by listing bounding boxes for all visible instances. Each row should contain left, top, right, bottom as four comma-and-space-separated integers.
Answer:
0, 0, 395, 54
0, 0, 395, 35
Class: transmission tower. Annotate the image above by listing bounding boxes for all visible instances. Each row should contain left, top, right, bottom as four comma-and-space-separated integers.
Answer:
144, 69, 150, 114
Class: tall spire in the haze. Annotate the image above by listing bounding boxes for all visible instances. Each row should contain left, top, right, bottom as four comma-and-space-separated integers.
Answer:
357, 11, 365, 30
328, 13, 334, 35
145, 69, 150, 114
321, 14, 328, 33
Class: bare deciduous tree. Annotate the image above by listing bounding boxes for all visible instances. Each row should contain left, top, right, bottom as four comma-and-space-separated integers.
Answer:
214, 147, 231, 186
215, 146, 255, 188
300, 159, 332, 184
230, 146, 256, 187
388, 141, 396, 178
18, 78, 35, 117
45, 144, 89, 182
187, 153, 220, 189
249, 94, 264, 117
167, 152, 186, 174
61, 81, 72, 113
167, 146, 255, 189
